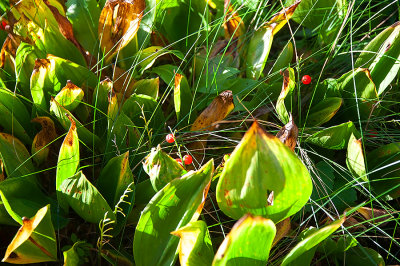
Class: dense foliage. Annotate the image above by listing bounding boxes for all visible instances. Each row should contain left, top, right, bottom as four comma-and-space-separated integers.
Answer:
0, 0, 399, 264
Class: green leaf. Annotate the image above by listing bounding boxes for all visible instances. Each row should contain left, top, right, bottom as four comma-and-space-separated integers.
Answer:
0, 133, 35, 178
276, 67, 296, 124
339, 246, 385, 266
54, 81, 84, 111
270, 42, 294, 74
355, 22, 400, 95
60, 171, 115, 224
305, 121, 359, 149
133, 160, 214, 266
63, 241, 88, 266
66, 0, 101, 54
306, 97, 343, 127
50, 98, 102, 150
2, 205, 57, 264
286, 0, 348, 44
216, 121, 312, 223
337, 68, 379, 119
56, 116, 79, 212
97, 151, 134, 207
367, 142, 400, 200
136, 46, 184, 75
346, 133, 368, 182
171, 220, 214, 266
212, 214, 276, 266
104, 111, 141, 162
31, 55, 97, 112
245, 25, 273, 80
131, 77, 160, 100
143, 145, 187, 191
0, 88, 33, 144
174, 72, 193, 123
121, 94, 165, 138
281, 217, 345, 266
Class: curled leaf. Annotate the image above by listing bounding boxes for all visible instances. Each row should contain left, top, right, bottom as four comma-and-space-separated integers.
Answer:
98, 0, 145, 60
224, 4, 245, 39
276, 68, 295, 124
2, 205, 57, 264
31, 117, 57, 166
54, 81, 84, 111
276, 114, 298, 151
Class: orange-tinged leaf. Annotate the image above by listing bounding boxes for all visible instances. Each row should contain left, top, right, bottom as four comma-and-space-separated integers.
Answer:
43, 0, 91, 65
191, 90, 234, 132
2, 205, 57, 264
98, 0, 145, 60
56, 115, 79, 212
272, 217, 291, 246
276, 114, 298, 151
54, 81, 84, 111
171, 220, 214, 266
0, 36, 20, 68
224, 4, 245, 39
31, 117, 57, 166
267, 0, 301, 35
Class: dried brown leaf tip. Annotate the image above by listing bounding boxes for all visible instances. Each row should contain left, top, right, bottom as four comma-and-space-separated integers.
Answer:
99, 0, 145, 60
276, 114, 298, 151
224, 1, 244, 39
191, 90, 234, 132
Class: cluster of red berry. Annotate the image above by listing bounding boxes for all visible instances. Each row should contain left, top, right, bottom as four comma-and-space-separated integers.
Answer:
166, 133, 193, 165
0, 21, 7, 30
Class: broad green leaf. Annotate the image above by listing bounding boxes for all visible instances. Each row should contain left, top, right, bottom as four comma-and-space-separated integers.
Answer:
122, 94, 165, 137
216, 121, 312, 223
355, 22, 400, 95
136, 46, 184, 75
31, 55, 97, 112
50, 97, 102, 150
54, 81, 84, 111
276, 67, 296, 124
66, 0, 101, 54
0, 88, 33, 144
305, 121, 359, 149
56, 116, 79, 211
98, 0, 145, 60
346, 133, 368, 182
337, 68, 379, 119
132, 77, 160, 100
245, 2, 300, 79
92, 78, 112, 137
171, 220, 214, 266
174, 72, 193, 123
2, 205, 57, 264
306, 97, 343, 127
270, 42, 294, 74
286, 0, 348, 44
97, 151, 134, 207
367, 143, 400, 200
60, 171, 115, 223
143, 145, 187, 191
340, 246, 385, 266
105, 111, 141, 162
0, 133, 35, 178
134, 160, 214, 266
126, 179, 156, 225
100, 248, 134, 266
281, 217, 345, 266
212, 214, 276, 266
15, 42, 45, 97
245, 25, 273, 80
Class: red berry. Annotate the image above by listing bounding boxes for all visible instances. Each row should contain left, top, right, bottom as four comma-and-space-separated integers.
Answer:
301, 75, 311, 85
166, 133, 175, 143
183, 155, 192, 165
175, 158, 182, 165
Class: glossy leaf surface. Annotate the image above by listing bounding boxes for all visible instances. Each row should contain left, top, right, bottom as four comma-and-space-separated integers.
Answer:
216, 122, 312, 223
134, 160, 214, 266
212, 214, 276, 266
